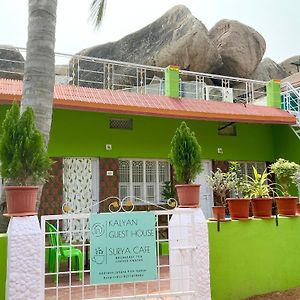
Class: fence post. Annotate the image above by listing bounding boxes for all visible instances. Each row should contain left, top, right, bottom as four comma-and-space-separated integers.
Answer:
6, 216, 44, 300
169, 208, 211, 299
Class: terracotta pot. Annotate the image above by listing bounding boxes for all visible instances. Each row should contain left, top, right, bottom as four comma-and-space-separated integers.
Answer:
5, 186, 38, 217
212, 206, 226, 220
175, 184, 200, 208
227, 198, 250, 220
275, 196, 298, 216
251, 198, 273, 218
297, 203, 300, 215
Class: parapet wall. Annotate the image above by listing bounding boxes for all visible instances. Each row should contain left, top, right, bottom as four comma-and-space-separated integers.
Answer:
208, 217, 300, 300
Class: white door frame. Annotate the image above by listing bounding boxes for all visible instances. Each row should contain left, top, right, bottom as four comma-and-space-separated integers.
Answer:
194, 160, 214, 218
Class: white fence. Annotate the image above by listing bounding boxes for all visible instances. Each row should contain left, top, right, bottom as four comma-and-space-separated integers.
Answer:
0, 46, 267, 104
41, 208, 198, 300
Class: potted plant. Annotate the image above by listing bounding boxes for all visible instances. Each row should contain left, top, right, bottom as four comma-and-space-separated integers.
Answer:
293, 168, 300, 214
169, 121, 202, 208
245, 167, 274, 218
0, 102, 52, 216
270, 158, 299, 216
207, 168, 236, 220
225, 162, 251, 220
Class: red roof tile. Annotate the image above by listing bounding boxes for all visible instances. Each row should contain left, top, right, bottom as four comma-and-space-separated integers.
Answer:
0, 78, 296, 124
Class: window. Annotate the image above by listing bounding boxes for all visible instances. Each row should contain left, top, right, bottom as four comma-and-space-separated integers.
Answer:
237, 161, 266, 178
119, 159, 170, 203
218, 122, 236, 136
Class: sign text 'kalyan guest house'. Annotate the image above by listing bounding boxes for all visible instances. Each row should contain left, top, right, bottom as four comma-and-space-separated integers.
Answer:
90, 211, 157, 284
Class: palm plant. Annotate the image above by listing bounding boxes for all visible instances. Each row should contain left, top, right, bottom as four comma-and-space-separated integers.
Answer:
244, 167, 274, 198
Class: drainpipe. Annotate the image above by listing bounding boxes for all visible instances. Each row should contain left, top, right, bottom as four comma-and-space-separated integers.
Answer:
165, 65, 180, 98
266, 79, 281, 108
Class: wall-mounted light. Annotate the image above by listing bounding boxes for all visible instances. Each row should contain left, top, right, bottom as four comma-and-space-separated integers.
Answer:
105, 144, 112, 151
217, 148, 223, 154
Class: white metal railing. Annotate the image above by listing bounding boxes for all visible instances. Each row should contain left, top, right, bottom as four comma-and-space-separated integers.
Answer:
0, 46, 267, 104
281, 81, 300, 139
41, 198, 196, 300
281, 82, 300, 114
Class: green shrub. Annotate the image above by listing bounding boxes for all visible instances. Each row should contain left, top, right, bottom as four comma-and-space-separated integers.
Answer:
270, 158, 299, 196
169, 121, 202, 184
0, 102, 52, 185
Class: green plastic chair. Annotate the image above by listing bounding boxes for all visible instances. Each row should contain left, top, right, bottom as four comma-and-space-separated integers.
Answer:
46, 222, 83, 282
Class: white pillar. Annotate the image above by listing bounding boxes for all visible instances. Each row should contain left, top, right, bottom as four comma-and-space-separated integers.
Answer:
169, 208, 211, 299
6, 216, 44, 300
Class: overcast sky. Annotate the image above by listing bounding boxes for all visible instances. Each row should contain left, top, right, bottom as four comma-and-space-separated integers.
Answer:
1, 0, 299, 63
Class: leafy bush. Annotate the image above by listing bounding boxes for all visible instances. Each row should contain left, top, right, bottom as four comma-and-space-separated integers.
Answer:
169, 122, 202, 184
270, 158, 299, 196
0, 102, 52, 185
207, 168, 237, 205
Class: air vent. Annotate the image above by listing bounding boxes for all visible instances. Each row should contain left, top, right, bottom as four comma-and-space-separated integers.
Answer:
109, 118, 133, 130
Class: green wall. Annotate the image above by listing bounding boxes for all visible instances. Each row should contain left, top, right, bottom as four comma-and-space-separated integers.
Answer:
45, 108, 275, 162
272, 124, 300, 195
273, 124, 300, 164
0, 234, 7, 300
209, 217, 300, 300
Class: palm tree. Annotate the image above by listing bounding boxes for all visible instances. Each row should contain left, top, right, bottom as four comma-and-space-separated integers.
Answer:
89, 0, 107, 29
21, 0, 57, 146
0, 0, 107, 232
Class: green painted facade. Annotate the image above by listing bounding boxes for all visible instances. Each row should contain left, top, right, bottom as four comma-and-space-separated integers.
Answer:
0, 103, 298, 167
44, 108, 275, 162
0, 234, 7, 300
272, 124, 300, 195
209, 217, 300, 300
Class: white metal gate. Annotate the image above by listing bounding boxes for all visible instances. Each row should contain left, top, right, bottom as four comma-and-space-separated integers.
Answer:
41, 200, 197, 300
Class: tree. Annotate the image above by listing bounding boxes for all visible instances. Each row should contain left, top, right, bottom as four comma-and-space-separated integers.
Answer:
0, 0, 107, 232
89, 0, 107, 29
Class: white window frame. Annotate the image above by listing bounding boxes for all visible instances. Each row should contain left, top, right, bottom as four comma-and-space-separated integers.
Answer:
119, 158, 171, 204
236, 161, 267, 178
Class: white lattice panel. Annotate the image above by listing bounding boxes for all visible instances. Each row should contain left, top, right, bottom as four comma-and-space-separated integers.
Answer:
63, 158, 93, 242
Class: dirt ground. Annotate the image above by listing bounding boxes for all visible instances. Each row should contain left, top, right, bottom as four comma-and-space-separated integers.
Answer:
247, 286, 300, 300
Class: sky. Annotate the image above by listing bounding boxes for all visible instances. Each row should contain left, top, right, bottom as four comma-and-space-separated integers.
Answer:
1, 0, 299, 64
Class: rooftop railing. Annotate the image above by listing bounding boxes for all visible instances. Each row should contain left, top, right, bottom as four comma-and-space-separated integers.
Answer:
0, 46, 268, 104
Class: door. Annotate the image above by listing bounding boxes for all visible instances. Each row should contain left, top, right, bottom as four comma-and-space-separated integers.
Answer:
63, 157, 99, 241
194, 160, 214, 218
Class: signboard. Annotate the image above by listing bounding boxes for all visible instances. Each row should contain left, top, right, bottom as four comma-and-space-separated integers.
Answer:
90, 211, 157, 284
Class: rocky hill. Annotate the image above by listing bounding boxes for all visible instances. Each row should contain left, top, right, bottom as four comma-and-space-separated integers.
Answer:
0, 5, 299, 83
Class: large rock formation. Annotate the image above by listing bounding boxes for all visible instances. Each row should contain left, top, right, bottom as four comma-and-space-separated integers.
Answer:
0, 45, 24, 80
280, 55, 300, 76
209, 20, 266, 78
72, 5, 222, 88
251, 58, 288, 81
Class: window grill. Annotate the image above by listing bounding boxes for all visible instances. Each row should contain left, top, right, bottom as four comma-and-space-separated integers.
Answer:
119, 159, 170, 203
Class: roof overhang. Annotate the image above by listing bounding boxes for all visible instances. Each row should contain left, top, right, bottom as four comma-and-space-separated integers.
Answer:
0, 79, 296, 125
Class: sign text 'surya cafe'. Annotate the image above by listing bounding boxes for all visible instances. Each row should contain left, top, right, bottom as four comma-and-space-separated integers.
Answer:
90, 212, 157, 284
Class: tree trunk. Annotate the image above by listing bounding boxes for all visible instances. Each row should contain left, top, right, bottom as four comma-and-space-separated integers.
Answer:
0, 0, 57, 232
21, 0, 57, 147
